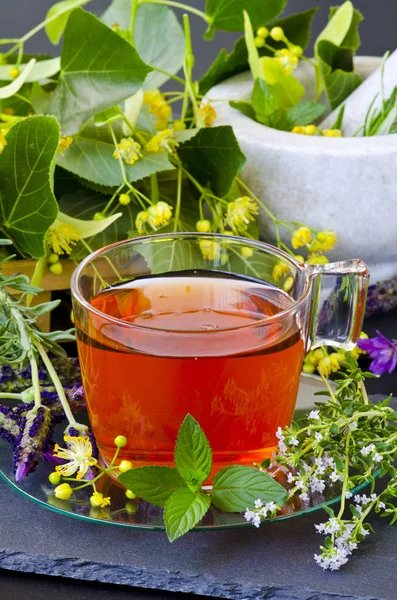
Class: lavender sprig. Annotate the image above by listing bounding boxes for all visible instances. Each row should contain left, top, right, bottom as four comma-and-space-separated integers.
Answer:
13, 406, 53, 481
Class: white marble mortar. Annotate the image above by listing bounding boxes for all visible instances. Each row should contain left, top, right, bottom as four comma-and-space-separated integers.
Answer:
207, 57, 397, 283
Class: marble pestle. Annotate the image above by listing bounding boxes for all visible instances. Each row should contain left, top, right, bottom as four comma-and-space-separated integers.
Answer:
320, 50, 397, 136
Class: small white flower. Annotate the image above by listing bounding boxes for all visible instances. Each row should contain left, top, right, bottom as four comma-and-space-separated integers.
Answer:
310, 477, 326, 493
276, 427, 284, 440
287, 472, 295, 483
354, 494, 361, 504
252, 514, 261, 528
324, 518, 341, 534
370, 493, 377, 501
348, 421, 358, 431
354, 504, 363, 515
330, 470, 342, 483
345, 491, 353, 499
360, 444, 375, 457
254, 499, 263, 508
295, 479, 305, 490
244, 509, 255, 522
314, 431, 323, 442
315, 522, 325, 533
308, 410, 320, 420
373, 453, 383, 463
289, 436, 299, 447
259, 507, 268, 518
299, 492, 310, 502
266, 501, 277, 513
379, 502, 386, 509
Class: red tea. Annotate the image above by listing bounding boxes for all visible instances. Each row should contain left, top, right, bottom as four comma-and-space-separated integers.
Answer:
76, 271, 305, 474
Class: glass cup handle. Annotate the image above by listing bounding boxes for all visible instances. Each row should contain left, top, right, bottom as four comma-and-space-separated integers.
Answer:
306, 259, 369, 351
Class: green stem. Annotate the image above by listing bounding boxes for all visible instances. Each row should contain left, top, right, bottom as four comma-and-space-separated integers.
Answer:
150, 173, 159, 204
236, 177, 278, 223
26, 255, 47, 307
173, 166, 182, 232
102, 184, 125, 216
151, 66, 185, 86
139, 0, 210, 23
35, 338, 78, 427
28, 349, 42, 409
0, 392, 23, 400
130, 0, 139, 43
182, 14, 203, 129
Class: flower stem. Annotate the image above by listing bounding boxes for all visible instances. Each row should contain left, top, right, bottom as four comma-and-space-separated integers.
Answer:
182, 14, 203, 128
130, 0, 139, 43
26, 255, 47, 307
28, 349, 42, 409
150, 66, 185, 86
173, 166, 182, 232
0, 392, 23, 400
150, 173, 159, 204
139, 0, 210, 23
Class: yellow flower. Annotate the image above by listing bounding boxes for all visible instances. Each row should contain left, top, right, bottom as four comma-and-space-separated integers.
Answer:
155, 119, 170, 131
291, 227, 312, 249
270, 27, 284, 42
135, 211, 149, 234
144, 89, 172, 129
350, 332, 368, 359
90, 491, 111, 508
318, 353, 341, 377
283, 276, 294, 292
309, 231, 337, 252
147, 201, 173, 230
113, 137, 142, 166
0, 133, 7, 154
291, 125, 317, 135
57, 136, 73, 155
306, 253, 329, 265
225, 196, 259, 234
272, 263, 289, 281
275, 48, 300, 74
199, 240, 228, 265
199, 102, 217, 126
54, 435, 97, 480
47, 224, 80, 255
173, 119, 186, 131
322, 129, 342, 137
257, 26, 269, 38
145, 129, 178, 153
143, 89, 161, 105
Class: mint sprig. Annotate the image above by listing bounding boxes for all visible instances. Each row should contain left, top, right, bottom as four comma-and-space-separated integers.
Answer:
119, 414, 287, 541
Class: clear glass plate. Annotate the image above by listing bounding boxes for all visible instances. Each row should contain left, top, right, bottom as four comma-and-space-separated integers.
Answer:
0, 374, 372, 531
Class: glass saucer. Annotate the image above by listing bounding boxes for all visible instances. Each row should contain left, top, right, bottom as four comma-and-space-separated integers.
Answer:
0, 374, 371, 531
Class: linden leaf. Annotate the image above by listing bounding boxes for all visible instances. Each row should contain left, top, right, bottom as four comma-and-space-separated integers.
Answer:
48, 8, 152, 135
205, 0, 287, 39
0, 117, 59, 258
45, 0, 92, 44
164, 489, 211, 542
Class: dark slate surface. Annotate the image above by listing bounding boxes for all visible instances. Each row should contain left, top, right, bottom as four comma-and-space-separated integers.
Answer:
0, 310, 395, 600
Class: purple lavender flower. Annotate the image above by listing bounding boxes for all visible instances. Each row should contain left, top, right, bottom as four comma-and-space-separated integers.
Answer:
13, 406, 53, 481
0, 406, 21, 444
358, 330, 397, 375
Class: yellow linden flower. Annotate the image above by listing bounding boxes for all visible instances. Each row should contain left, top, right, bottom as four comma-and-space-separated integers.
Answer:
272, 263, 289, 281
173, 119, 186, 131
57, 136, 73, 155
54, 435, 97, 480
144, 89, 172, 129
350, 332, 368, 359
113, 137, 142, 166
199, 240, 228, 265
135, 211, 149, 234
291, 227, 312, 249
147, 202, 173, 229
306, 253, 329, 265
318, 353, 341, 378
274, 48, 299, 74
310, 231, 337, 252
226, 196, 259, 234
322, 129, 342, 137
199, 102, 217, 127
47, 224, 80, 255
291, 125, 317, 135
90, 491, 111, 508
155, 119, 170, 131
0, 133, 7, 154
145, 129, 178, 153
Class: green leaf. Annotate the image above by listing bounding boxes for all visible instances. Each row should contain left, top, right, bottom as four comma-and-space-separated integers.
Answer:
259, 57, 304, 110
94, 107, 122, 127
56, 123, 175, 186
316, 40, 362, 110
243, 11, 260, 80
123, 90, 144, 134
0, 58, 60, 82
315, 1, 354, 50
328, 5, 363, 53
31, 83, 51, 115
0, 59, 36, 99
164, 488, 211, 542
229, 100, 256, 120
119, 466, 186, 508
48, 8, 152, 135
54, 210, 121, 239
285, 101, 326, 127
177, 126, 246, 198
175, 415, 212, 486
199, 9, 317, 96
45, 0, 92, 44
252, 78, 277, 118
211, 465, 287, 512
102, 0, 184, 90
0, 116, 59, 258
205, 0, 287, 38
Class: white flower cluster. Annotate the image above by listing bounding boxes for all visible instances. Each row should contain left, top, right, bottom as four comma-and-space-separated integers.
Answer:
244, 500, 279, 528
314, 520, 358, 570
287, 454, 344, 501
360, 443, 383, 463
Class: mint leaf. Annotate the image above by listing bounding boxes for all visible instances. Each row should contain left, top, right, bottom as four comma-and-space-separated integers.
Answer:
252, 78, 277, 119
164, 488, 211, 542
175, 414, 212, 486
229, 100, 256, 120
0, 116, 59, 258
177, 126, 246, 198
205, 0, 286, 38
49, 8, 151, 135
286, 102, 326, 127
118, 466, 186, 508
211, 466, 287, 512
